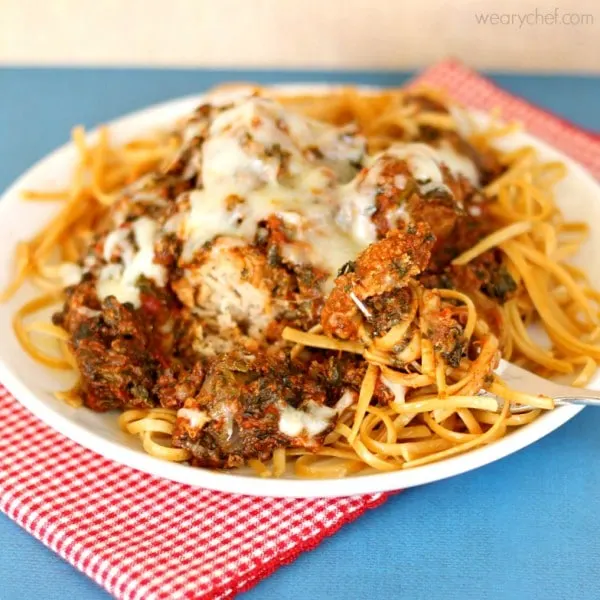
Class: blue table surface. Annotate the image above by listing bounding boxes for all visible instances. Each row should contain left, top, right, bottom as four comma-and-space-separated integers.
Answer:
1, 67, 600, 600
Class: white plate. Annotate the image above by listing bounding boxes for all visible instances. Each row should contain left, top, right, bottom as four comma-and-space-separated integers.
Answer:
0, 85, 598, 498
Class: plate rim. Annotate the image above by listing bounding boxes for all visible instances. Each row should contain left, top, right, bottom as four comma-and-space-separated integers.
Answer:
0, 84, 593, 498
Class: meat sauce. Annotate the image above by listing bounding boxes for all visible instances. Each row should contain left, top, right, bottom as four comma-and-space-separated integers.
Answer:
53, 92, 515, 468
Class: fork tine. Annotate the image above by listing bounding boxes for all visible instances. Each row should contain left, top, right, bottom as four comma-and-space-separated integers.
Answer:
494, 359, 600, 413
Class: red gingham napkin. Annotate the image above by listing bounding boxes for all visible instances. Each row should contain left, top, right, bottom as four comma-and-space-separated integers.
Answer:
2, 60, 600, 600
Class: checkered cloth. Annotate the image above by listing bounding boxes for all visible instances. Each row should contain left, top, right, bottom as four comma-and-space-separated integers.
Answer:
2, 60, 600, 600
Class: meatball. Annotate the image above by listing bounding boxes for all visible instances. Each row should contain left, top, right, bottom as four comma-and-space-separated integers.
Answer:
171, 236, 297, 358
53, 281, 159, 411
321, 224, 434, 340
338, 143, 474, 248
368, 154, 462, 248
171, 351, 336, 468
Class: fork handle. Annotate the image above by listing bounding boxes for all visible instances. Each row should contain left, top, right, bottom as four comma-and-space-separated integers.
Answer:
555, 395, 600, 408
509, 395, 600, 415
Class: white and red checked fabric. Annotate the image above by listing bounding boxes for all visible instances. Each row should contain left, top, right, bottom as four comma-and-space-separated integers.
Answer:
2, 60, 600, 600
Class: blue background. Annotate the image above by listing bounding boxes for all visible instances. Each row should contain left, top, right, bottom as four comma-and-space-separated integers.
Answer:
1, 68, 600, 600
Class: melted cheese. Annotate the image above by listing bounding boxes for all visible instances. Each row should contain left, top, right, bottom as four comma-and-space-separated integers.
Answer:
177, 407, 210, 429
381, 373, 407, 406
58, 262, 84, 287
96, 217, 167, 307
203, 97, 363, 188
278, 401, 337, 438
387, 143, 450, 195
435, 140, 480, 186
171, 97, 367, 277
389, 141, 479, 187
334, 390, 357, 413
76, 306, 102, 318
181, 180, 363, 275
336, 140, 481, 242
103, 227, 132, 262
278, 391, 356, 439
336, 180, 379, 247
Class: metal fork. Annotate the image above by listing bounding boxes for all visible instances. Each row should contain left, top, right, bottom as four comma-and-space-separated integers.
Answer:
494, 359, 600, 414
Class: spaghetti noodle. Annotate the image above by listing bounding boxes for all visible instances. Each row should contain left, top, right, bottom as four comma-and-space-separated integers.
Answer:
4, 85, 599, 479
